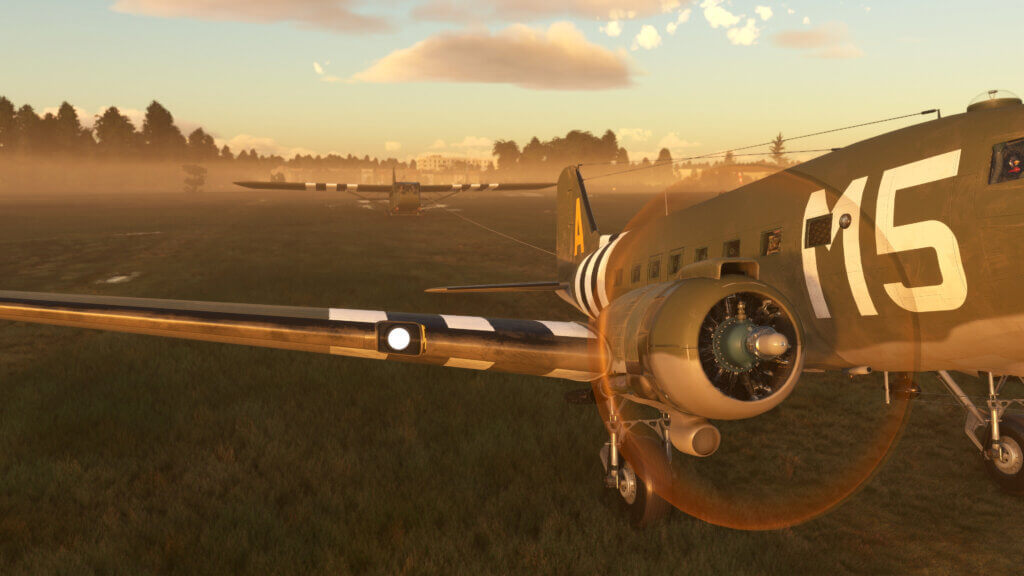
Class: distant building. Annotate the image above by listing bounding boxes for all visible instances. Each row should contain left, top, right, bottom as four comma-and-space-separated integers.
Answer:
417, 154, 493, 172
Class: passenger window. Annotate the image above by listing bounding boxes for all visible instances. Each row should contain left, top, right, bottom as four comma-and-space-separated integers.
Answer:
723, 239, 740, 258
990, 138, 1024, 184
631, 264, 642, 285
805, 215, 832, 248
669, 249, 684, 275
695, 247, 708, 262
648, 255, 662, 282
761, 228, 782, 255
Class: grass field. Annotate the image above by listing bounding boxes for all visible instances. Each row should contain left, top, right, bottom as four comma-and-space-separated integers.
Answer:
0, 188, 1022, 575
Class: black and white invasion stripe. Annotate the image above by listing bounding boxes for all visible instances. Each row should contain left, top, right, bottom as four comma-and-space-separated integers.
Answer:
571, 232, 627, 319
327, 308, 603, 381
304, 183, 363, 192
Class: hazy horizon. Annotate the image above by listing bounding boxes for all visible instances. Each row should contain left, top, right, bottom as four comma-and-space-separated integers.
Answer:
2, 1, 1015, 162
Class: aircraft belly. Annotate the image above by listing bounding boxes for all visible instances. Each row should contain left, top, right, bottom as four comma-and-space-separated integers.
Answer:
828, 311, 1024, 375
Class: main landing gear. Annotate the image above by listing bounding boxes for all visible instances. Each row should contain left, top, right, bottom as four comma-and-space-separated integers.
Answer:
934, 371, 1024, 494
597, 396, 674, 527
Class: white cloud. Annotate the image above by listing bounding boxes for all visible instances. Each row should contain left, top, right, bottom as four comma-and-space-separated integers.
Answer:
630, 133, 702, 163
787, 8, 795, 14
413, 0, 690, 22
215, 134, 316, 158
601, 20, 623, 37
727, 18, 760, 45
617, 128, 652, 142
313, 61, 324, 75
452, 136, 493, 148
772, 22, 863, 58
666, 8, 691, 34
421, 136, 495, 158
700, 0, 740, 29
754, 5, 772, 21
385, 141, 402, 152
111, 0, 388, 33
632, 24, 662, 50
352, 22, 633, 90
658, 132, 701, 150
803, 16, 810, 24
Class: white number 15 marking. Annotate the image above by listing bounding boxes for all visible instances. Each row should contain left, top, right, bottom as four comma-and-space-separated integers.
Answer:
803, 149, 967, 319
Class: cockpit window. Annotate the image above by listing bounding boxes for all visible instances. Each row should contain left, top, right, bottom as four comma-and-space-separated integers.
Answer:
990, 138, 1024, 184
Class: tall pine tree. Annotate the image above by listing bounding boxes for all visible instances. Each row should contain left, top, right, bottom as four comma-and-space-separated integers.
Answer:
142, 100, 186, 159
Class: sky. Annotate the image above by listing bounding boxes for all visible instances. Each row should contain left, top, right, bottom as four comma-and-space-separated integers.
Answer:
0, 0, 1016, 162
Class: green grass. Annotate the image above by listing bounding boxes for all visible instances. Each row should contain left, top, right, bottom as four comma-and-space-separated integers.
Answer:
0, 189, 1022, 575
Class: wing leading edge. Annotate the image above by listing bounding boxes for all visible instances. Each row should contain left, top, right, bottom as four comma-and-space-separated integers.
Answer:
0, 291, 606, 382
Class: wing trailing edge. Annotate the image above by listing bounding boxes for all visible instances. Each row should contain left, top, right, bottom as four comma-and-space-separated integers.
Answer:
425, 281, 565, 294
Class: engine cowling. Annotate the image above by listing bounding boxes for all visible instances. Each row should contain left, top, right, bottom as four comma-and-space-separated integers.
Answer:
600, 275, 804, 420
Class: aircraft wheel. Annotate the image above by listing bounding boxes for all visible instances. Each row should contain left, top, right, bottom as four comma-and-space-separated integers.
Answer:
984, 415, 1024, 495
616, 458, 671, 528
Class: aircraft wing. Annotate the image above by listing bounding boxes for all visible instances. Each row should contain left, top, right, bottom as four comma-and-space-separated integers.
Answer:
0, 291, 605, 382
235, 182, 392, 193
419, 183, 556, 193
418, 182, 556, 205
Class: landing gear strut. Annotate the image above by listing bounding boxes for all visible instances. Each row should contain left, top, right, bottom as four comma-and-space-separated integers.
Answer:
935, 371, 1024, 494
598, 397, 673, 527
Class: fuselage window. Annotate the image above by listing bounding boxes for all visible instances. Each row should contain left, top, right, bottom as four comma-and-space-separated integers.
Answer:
723, 239, 740, 258
669, 249, 684, 275
631, 264, 642, 285
805, 215, 833, 248
762, 228, 782, 255
695, 247, 708, 262
990, 138, 1024, 184
648, 256, 661, 281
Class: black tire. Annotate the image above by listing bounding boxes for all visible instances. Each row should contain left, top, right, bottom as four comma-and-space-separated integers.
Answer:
617, 435, 673, 528
984, 415, 1024, 495
619, 460, 672, 528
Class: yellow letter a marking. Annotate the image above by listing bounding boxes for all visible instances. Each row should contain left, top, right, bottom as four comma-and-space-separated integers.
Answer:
573, 197, 585, 257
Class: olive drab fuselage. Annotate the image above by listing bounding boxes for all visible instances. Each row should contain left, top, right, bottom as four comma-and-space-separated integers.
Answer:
565, 100, 1024, 376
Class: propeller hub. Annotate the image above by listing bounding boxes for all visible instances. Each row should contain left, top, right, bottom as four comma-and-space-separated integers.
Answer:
746, 327, 790, 360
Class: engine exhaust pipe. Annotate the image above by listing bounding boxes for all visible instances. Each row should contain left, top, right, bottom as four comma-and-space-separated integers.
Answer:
667, 412, 721, 457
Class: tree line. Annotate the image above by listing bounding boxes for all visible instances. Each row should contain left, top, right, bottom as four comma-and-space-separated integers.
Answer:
0, 96, 788, 173
0, 97, 413, 169
492, 129, 635, 170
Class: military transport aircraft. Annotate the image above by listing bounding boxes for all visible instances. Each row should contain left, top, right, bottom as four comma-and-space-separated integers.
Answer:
235, 171, 555, 215
2, 90, 1024, 528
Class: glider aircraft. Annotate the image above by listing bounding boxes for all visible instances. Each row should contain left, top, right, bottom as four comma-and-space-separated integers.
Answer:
2, 91, 1024, 527
235, 170, 555, 215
